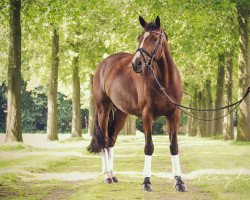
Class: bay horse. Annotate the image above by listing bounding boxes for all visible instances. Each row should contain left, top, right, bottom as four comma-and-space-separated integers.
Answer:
87, 16, 187, 192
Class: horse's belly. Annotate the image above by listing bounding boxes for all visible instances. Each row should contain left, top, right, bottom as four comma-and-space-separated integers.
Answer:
109, 87, 142, 116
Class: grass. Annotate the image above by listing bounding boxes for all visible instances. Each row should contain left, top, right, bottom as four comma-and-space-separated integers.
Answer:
0, 134, 250, 199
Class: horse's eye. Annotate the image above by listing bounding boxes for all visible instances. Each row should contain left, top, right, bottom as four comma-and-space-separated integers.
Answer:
153, 37, 158, 42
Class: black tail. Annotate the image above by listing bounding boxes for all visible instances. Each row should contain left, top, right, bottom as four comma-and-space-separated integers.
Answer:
87, 109, 115, 154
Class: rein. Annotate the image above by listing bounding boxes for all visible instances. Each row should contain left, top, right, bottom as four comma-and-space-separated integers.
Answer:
137, 30, 250, 121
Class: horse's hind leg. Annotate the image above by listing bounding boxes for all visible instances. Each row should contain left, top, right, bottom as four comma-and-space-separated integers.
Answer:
167, 109, 187, 192
108, 108, 128, 183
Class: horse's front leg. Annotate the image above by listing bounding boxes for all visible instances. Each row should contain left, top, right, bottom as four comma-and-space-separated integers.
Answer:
142, 111, 154, 192
168, 110, 187, 192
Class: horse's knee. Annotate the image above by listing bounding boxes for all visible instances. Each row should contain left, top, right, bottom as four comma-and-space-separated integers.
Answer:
170, 143, 178, 155
144, 144, 154, 155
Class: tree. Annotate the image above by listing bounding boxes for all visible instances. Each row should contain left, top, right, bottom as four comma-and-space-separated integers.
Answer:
88, 74, 95, 135
236, 3, 250, 141
223, 49, 234, 140
5, 0, 22, 142
71, 50, 82, 138
47, 27, 59, 141
121, 115, 136, 135
205, 79, 213, 137
213, 53, 225, 136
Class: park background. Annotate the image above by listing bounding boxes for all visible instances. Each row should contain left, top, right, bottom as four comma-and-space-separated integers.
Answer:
0, 0, 250, 199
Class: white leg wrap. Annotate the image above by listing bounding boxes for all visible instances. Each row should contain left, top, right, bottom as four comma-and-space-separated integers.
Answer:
143, 155, 152, 178
101, 148, 111, 179
108, 147, 114, 177
171, 155, 182, 177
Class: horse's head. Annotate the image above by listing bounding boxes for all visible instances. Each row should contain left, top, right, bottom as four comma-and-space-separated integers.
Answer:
132, 16, 165, 73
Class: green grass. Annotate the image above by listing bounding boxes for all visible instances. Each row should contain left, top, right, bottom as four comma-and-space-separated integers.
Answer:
0, 135, 250, 199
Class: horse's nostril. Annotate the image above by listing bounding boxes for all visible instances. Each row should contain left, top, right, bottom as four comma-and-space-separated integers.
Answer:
137, 60, 142, 67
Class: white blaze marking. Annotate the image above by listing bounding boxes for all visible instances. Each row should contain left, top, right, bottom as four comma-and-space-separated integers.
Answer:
171, 155, 182, 176
143, 155, 152, 177
132, 32, 150, 63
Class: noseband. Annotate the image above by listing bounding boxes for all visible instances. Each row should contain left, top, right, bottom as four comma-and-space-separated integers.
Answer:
136, 30, 164, 69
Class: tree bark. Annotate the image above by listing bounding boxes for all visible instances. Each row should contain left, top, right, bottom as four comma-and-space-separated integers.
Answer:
71, 55, 82, 138
187, 103, 193, 136
88, 74, 96, 135
236, 7, 250, 141
196, 91, 202, 137
213, 53, 225, 136
47, 28, 59, 141
205, 79, 213, 137
188, 89, 198, 136
200, 90, 207, 137
223, 49, 234, 140
121, 115, 136, 135
5, 0, 22, 142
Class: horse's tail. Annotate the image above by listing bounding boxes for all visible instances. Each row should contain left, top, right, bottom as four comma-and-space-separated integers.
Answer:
87, 108, 115, 154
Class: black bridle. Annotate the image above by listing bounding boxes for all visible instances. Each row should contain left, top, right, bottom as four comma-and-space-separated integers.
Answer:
136, 30, 164, 69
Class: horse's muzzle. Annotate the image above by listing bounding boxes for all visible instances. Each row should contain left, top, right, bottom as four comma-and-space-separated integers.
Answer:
132, 60, 143, 73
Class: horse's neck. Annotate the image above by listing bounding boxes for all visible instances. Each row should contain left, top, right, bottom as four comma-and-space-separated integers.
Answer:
155, 42, 175, 87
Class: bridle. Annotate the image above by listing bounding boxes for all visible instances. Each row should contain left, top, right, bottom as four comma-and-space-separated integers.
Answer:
136, 30, 164, 70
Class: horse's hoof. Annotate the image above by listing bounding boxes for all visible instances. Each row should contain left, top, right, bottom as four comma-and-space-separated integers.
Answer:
174, 176, 188, 192
104, 178, 113, 184
142, 183, 153, 192
112, 176, 118, 183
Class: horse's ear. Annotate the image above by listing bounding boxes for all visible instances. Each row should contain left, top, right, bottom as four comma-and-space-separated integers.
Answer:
155, 16, 160, 29
139, 16, 147, 28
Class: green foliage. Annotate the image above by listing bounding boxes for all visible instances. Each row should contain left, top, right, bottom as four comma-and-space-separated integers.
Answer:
136, 116, 166, 134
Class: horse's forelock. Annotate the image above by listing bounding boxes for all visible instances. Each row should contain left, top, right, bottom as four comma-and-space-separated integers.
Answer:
145, 22, 158, 31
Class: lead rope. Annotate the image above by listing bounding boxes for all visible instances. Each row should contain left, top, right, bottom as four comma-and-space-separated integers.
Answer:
147, 63, 250, 121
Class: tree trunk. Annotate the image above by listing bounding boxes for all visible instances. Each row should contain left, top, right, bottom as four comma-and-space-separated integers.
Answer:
189, 89, 198, 136
205, 79, 213, 137
213, 53, 225, 136
187, 104, 193, 136
47, 28, 59, 141
223, 49, 234, 140
197, 91, 202, 137
71, 55, 82, 138
200, 90, 207, 137
121, 115, 136, 135
5, 0, 22, 142
236, 7, 250, 141
88, 74, 96, 135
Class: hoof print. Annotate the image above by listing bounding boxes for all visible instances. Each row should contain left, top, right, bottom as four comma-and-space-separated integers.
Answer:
104, 178, 113, 184
142, 183, 153, 192
112, 176, 118, 183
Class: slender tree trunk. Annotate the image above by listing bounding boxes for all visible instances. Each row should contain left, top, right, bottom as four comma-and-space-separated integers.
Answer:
88, 74, 96, 135
197, 91, 202, 137
223, 49, 234, 140
205, 79, 213, 137
47, 28, 59, 141
213, 53, 225, 136
5, 0, 22, 142
189, 89, 198, 136
187, 104, 193, 136
237, 7, 250, 141
200, 90, 207, 137
121, 115, 136, 135
71, 55, 82, 138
